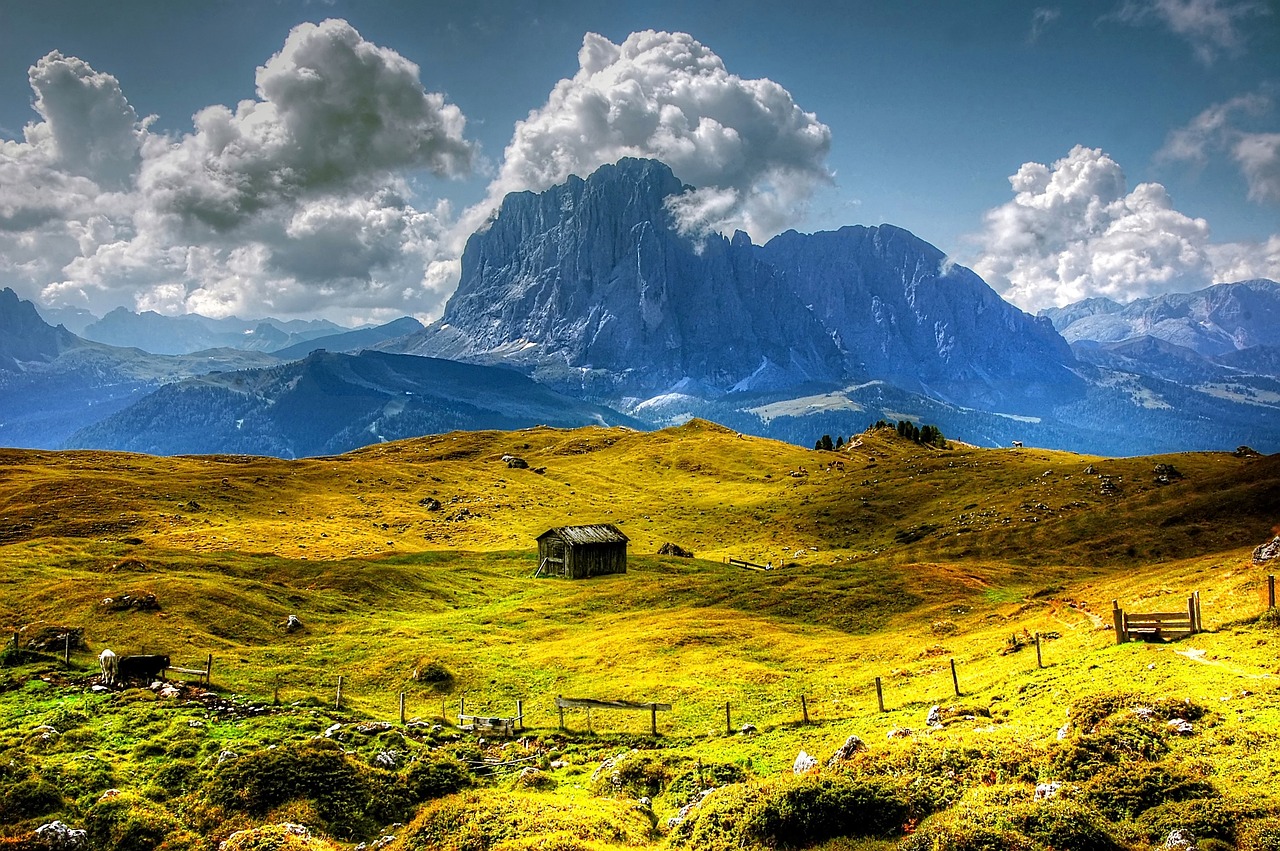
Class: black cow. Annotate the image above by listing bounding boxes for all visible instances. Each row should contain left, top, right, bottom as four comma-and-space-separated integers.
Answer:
116, 654, 170, 685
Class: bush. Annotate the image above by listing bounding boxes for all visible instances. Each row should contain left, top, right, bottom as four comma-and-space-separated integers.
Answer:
217, 823, 343, 851
1054, 718, 1169, 780
588, 751, 674, 800
0, 778, 63, 821
1239, 816, 1280, 851
899, 809, 1035, 851
1136, 798, 1240, 845
83, 792, 194, 851
1079, 763, 1217, 820
665, 762, 747, 807
902, 799, 1124, 851
403, 752, 471, 801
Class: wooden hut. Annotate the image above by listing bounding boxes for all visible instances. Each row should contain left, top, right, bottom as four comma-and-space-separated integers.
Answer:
536, 524, 628, 579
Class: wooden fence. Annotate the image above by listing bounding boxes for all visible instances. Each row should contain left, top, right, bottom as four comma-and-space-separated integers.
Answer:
1112, 593, 1201, 644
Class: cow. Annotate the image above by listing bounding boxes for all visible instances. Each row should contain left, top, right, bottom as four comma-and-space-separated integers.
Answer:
116, 654, 170, 685
98, 648, 118, 687
1011, 441, 1024, 449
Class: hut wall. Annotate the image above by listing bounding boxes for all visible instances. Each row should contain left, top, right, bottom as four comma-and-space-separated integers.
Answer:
538, 537, 566, 576
567, 542, 627, 578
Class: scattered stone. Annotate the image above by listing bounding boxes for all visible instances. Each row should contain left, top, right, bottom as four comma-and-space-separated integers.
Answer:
1163, 829, 1196, 851
187, 720, 204, 728
89, 685, 109, 694
637, 796, 652, 809
827, 734, 868, 766
217, 751, 237, 764
792, 751, 818, 775
354, 721, 393, 734
657, 542, 694, 558
1166, 719, 1194, 735
1034, 782, 1062, 800
1084, 465, 1097, 475
1253, 536, 1280, 564
549, 759, 567, 770
284, 614, 304, 632
374, 750, 399, 769
1057, 722, 1071, 740
1132, 706, 1157, 720
34, 821, 87, 849
418, 497, 441, 511
1233, 445, 1260, 458
886, 728, 913, 740
504, 456, 529, 469
99, 592, 160, 611
739, 723, 757, 735
926, 705, 944, 728
97, 789, 122, 801
1153, 463, 1184, 485
323, 723, 343, 739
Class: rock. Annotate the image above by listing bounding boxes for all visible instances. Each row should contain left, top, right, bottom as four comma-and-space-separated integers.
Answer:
886, 727, 913, 740
284, 614, 303, 632
1084, 465, 1097, 474
1034, 782, 1062, 800
354, 721, 393, 734
926, 705, 944, 728
187, 720, 204, 728
1234, 445, 1260, 458
1056, 722, 1071, 740
24, 626, 86, 653
1153, 463, 1184, 485
374, 750, 398, 769
549, 759, 567, 769
637, 796, 652, 809
418, 497, 441, 511
1166, 719, 1194, 735
1254, 536, 1280, 564
323, 723, 342, 738
34, 821, 88, 849
99, 592, 160, 611
97, 789, 122, 801
827, 734, 868, 766
505, 456, 529, 469
217, 750, 238, 764
792, 751, 819, 775
739, 723, 757, 735
657, 542, 694, 558
89, 685, 109, 694
1163, 829, 1196, 851
1132, 706, 1157, 720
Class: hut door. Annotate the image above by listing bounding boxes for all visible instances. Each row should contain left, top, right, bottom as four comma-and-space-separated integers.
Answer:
547, 539, 566, 577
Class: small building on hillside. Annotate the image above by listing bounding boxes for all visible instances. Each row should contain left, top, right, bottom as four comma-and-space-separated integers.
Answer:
536, 524, 629, 579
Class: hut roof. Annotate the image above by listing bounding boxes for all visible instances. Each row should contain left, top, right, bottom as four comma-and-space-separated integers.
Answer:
538, 524, 629, 545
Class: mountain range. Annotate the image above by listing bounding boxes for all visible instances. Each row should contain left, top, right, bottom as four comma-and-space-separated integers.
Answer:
5, 157, 1280, 457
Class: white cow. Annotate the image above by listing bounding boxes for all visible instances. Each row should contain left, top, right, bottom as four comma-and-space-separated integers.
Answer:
98, 648, 118, 687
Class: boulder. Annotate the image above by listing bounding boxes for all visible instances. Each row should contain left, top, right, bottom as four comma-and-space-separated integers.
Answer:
418, 497, 442, 511
1166, 719, 1194, 735
739, 723, 757, 735
657, 542, 694, 558
926, 705, 944, 728
792, 751, 818, 774
827, 734, 867, 766
886, 727, 913, 740
506, 456, 529, 469
374, 750, 398, 769
1034, 782, 1062, 800
284, 614, 303, 632
34, 821, 88, 849
1254, 536, 1280, 564
1163, 829, 1196, 851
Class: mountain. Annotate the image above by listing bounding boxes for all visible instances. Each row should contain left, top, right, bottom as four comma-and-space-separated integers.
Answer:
66, 349, 641, 457
271, 316, 424, 360
389, 158, 1077, 416
32, 303, 98, 336
81, 307, 348, 355
1042, 280, 1280, 356
0, 289, 280, 448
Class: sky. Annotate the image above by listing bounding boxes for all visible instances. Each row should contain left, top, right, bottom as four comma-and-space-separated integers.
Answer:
0, 0, 1277, 324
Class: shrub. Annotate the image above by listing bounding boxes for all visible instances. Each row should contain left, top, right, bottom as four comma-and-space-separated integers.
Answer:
588, 751, 674, 799
743, 774, 910, 847
1136, 798, 1240, 845
1239, 816, 1280, 851
403, 752, 471, 801
665, 761, 747, 807
899, 809, 1035, 851
1079, 763, 1217, 820
218, 823, 343, 851
0, 778, 63, 821
901, 799, 1124, 851
83, 792, 195, 851
1054, 718, 1169, 780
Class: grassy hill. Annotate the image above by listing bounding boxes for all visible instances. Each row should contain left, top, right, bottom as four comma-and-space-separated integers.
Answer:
0, 421, 1278, 850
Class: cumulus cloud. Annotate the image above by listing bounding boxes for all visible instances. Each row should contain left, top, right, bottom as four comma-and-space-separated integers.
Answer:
969, 145, 1280, 309
0, 19, 476, 323
467, 30, 832, 243
1110, 0, 1271, 63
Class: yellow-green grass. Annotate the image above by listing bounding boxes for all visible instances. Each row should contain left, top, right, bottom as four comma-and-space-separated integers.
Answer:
1, 422, 1278, 848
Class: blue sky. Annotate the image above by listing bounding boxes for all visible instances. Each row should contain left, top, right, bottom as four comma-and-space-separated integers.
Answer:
0, 0, 1277, 321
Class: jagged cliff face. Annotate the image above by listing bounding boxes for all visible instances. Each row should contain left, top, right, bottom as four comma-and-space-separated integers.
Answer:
756, 226, 1079, 409
403, 157, 1078, 411
442, 158, 845, 394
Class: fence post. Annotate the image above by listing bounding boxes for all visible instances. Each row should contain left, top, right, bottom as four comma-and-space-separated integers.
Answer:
399, 691, 406, 725
63, 633, 70, 666
335, 675, 343, 710
875, 677, 885, 712
1035, 633, 1043, 669
1112, 600, 1125, 644
1193, 591, 1202, 632
1269, 575, 1276, 610
650, 703, 658, 736
517, 699, 523, 733
557, 695, 565, 731
1187, 596, 1196, 633
725, 701, 732, 734
10, 631, 16, 651
950, 658, 961, 697
801, 694, 810, 724
205, 654, 213, 685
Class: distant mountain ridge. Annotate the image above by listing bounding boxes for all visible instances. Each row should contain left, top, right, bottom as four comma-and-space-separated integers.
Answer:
68, 350, 640, 457
1041, 280, 1280, 356
80, 307, 348, 355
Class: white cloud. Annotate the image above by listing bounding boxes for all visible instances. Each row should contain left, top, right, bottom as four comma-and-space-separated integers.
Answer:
1111, 0, 1271, 63
1158, 93, 1280, 204
969, 144, 1280, 309
1028, 7, 1062, 43
466, 30, 832, 243
1, 19, 476, 323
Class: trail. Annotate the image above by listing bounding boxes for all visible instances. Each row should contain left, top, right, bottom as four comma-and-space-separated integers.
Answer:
1175, 647, 1276, 680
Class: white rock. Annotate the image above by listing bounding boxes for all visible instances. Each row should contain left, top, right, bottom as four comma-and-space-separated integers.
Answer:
793, 750, 818, 774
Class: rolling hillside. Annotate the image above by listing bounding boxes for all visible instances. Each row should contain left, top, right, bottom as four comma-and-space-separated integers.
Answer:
0, 424, 1277, 850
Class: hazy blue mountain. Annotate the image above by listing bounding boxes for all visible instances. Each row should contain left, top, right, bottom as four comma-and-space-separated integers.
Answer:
1043, 280, 1280, 356
82, 307, 348, 355
0, 288, 279, 448
272, 316, 424, 360
32, 304, 98, 336
67, 350, 641, 457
